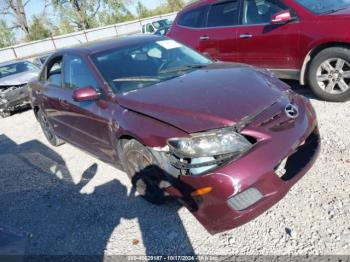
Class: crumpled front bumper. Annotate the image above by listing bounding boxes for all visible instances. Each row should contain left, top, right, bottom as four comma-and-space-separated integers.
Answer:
0, 85, 30, 112
166, 96, 320, 234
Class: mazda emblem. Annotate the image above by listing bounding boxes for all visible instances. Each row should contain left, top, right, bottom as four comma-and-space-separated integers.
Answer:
285, 104, 299, 119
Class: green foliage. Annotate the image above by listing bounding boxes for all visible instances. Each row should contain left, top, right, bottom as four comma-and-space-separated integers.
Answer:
56, 20, 76, 35
0, 20, 15, 48
1, 0, 187, 46
136, 1, 152, 18
136, 0, 186, 19
26, 16, 52, 41
98, 0, 135, 26
153, 0, 185, 15
51, 0, 101, 30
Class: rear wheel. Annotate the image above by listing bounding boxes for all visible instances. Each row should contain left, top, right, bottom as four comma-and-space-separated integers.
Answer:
38, 110, 64, 147
308, 47, 350, 102
121, 139, 167, 205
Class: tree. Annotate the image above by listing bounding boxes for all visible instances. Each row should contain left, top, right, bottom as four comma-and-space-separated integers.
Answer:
55, 20, 76, 35
151, 0, 185, 16
165, 0, 185, 12
26, 16, 52, 41
135, 1, 151, 19
52, 0, 102, 30
0, 0, 30, 36
98, 0, 134, 26
0, 20, 15, 48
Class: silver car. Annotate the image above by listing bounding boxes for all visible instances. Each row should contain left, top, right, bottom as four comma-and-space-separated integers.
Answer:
0, 60, 39, 118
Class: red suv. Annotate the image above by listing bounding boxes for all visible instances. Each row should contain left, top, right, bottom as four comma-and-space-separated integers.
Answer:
168, 0, 350, 102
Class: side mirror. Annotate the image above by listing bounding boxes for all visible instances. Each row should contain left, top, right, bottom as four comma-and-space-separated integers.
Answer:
271, 10, 293, 24
72, 86, 100, 102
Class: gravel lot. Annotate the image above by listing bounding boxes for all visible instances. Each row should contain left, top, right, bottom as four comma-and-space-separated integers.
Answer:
0, 82, 349, 258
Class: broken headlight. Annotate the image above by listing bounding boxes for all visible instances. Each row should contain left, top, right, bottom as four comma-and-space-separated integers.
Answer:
167, 129, 253, 175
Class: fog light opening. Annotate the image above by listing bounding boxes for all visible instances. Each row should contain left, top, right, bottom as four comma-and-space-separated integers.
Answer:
228, 188, 263, 211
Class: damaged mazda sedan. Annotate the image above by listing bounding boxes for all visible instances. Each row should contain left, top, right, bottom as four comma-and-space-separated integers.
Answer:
29, 35, 320, 234
0, 60, 40, 118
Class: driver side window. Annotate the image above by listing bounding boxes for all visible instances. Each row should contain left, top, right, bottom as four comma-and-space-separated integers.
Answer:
242, 0, 288, 25
63, 54, 98, 90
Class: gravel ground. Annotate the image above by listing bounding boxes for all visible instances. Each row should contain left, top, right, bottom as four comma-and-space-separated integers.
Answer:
0, 82, 349, 258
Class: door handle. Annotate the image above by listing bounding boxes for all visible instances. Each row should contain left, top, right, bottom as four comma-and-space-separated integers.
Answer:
240, 34, 253, 39
199, 36, 210, 41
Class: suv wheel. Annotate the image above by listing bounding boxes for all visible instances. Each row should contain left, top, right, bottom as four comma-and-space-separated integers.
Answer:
121, 139, 167, 205
308, 47, 350, 102
38, 110, 64, 147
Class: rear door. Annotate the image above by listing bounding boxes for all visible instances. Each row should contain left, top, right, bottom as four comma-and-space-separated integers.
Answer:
235, 0, 300, 70
198, 0, 240, 61
167, 5, 208, 53
40, 55, 68, 139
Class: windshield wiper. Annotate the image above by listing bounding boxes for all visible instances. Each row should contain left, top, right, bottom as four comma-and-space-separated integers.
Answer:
113, 76, 161, 82
320, 7, 348, 14
160, 64, 207, 74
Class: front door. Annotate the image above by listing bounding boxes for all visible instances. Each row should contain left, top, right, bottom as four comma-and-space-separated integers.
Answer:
235, 0, 300, 70
58, 54, 115, 162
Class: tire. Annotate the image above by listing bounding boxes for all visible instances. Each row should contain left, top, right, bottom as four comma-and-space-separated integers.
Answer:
308, 47, 350, 102
0, 110, 11, 118
121, 139, 167, 205
37, 110, 64, 147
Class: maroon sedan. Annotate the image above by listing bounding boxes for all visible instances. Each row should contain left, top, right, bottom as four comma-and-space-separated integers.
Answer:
168, 0, 350, 102
29, 35, 320, 234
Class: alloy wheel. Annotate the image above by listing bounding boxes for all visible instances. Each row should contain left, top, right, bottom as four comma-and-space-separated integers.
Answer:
39, 112, 55, 142
316, 58, 350, 95
125, 149, 161, 197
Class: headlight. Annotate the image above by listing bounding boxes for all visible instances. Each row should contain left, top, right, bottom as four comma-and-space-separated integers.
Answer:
167, 129, 253, 158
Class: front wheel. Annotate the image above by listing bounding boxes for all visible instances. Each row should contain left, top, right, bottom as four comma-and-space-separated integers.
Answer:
37, 110, 64, 147
121, 139, 167, 205
308, 47, 350, 102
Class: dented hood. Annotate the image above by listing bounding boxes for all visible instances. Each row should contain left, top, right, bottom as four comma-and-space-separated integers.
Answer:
0, 71, 39, 87
117, 63, 286, 133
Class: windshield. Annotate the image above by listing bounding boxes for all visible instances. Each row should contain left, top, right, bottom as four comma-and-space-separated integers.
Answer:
295, 0, 350, 14
91, 39, 212, 94
0, 61, 38, 79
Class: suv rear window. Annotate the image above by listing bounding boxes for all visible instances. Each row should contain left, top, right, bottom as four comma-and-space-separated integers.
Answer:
207, 1, 239, 27
178, 6, 207, 28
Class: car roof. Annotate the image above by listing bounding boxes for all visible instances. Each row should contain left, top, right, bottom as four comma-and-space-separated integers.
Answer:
56, 35, 167, 56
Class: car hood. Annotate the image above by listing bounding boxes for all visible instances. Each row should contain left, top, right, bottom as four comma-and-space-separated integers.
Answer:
117, 63, 287, 133
0, 71, 39, 87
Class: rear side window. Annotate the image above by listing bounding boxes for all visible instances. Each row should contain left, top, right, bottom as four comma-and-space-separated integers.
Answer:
178, 6, 207, 28
46, 57, 63, 87
207, 1, 239, 27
